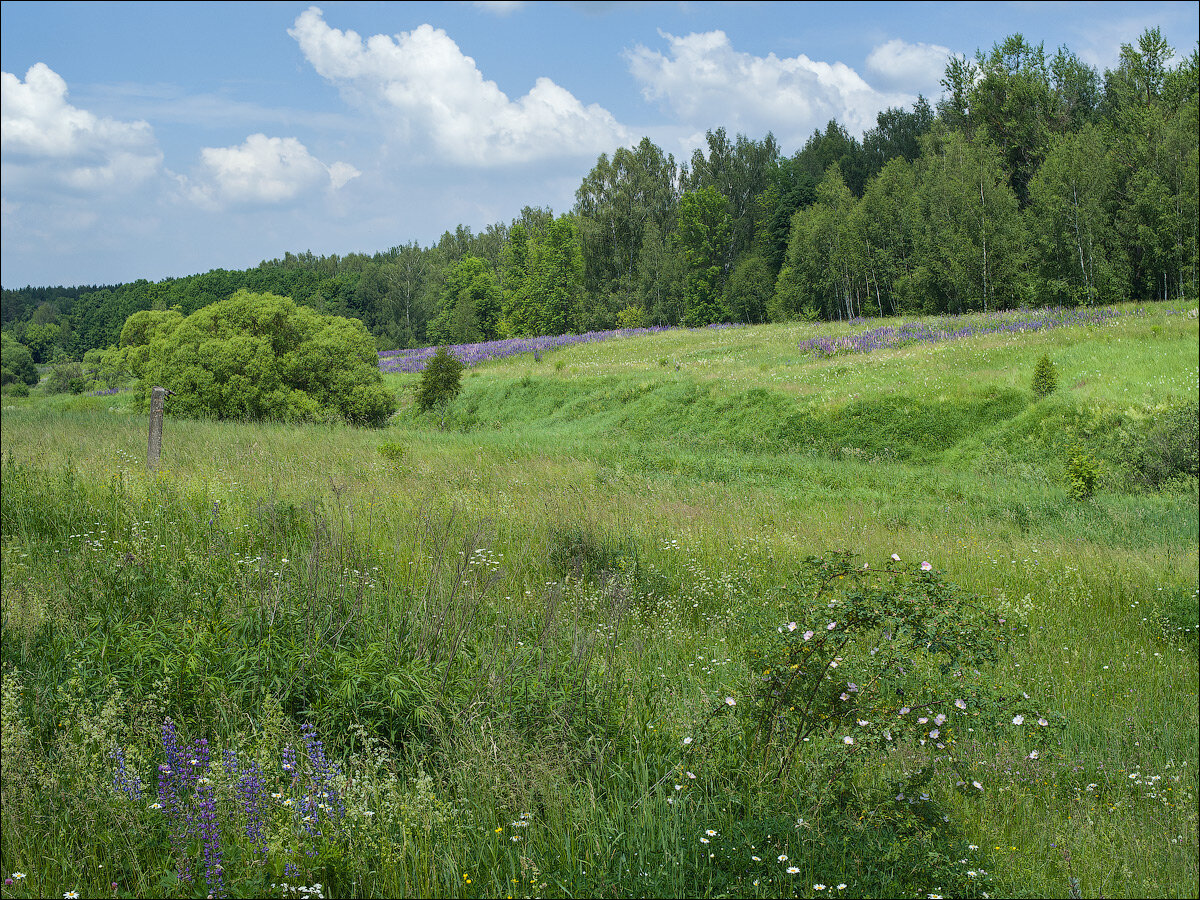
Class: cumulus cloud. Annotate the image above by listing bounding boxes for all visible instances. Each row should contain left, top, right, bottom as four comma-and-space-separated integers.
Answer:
189, 133, 360, 208
1, 62, 163, 193
288, 6, 629, 165
626, 30, 916, 143
866, 38, 954, 93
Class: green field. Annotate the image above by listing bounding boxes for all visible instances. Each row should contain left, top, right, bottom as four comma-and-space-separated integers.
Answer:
2, 302, 1197, 899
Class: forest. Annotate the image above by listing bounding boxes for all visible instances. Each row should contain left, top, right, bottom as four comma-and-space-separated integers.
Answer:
2, 29, 1197, 365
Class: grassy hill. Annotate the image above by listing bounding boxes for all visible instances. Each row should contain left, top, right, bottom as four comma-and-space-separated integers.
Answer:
1, 302, 1197, 899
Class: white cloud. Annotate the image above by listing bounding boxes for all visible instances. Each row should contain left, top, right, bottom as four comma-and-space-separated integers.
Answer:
626, 30, 916, 143
288, 6, 629, 165
866, 39, 954, 94
1, 62, 162, 193
190, 133, 360, 208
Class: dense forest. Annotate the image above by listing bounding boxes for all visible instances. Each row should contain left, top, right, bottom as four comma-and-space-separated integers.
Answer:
2, 29, 1197, 364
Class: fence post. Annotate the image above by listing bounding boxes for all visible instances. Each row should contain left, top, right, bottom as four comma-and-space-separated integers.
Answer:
148, 386, 169, 471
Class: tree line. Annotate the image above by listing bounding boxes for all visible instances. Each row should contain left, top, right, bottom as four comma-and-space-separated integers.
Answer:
2, 29, 1196, 366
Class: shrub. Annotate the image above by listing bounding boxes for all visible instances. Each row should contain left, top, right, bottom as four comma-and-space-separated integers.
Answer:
1066, 446, 1100, 499
127, 290, 396, 426
1, 332, 39, 387
680, 553, 1051, 898
738, 554, 1048, 784
415, 346, 464, 414
45, 353, 88, 394
1031, 353, 1058, 399
1129, 400, 1199, 490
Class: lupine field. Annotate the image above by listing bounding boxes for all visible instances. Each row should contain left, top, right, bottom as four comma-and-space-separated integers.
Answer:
1, 301, 1197, 900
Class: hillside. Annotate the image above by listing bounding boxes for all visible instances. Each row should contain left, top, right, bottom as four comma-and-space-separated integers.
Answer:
1, 303, 1197, 899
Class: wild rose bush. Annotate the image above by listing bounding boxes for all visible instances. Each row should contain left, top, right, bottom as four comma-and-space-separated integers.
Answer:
737, 553, 1060, 810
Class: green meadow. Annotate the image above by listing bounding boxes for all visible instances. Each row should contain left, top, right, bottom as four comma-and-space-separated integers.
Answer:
1, 302, 1196, 899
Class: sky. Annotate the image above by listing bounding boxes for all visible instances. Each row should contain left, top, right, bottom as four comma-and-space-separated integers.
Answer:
2, 1, 1197, 288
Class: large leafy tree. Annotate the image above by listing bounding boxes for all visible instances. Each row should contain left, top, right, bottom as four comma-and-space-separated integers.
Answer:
1026, 124, 1126, 304
575, 137, 679, 303
913, 130, 1027, 313
683, 128, 780, 268
1, 332, 38, 387
427, 255, 503, 345
636, 221, 684, 326
675, 187, 732, 327
862, 97, 936, 179
1102, 31, 1198, 299
967, 34, 1058, 206
774, 165, 864, 321
1049, 45, 1100, 131
504, 216, 585, 336
128, 290, 396, 426
794, 121, 869, 196
756, 157, 818, 275
726, 254, 774, 324
378, 242, 430, 349
855, 157, 920, 316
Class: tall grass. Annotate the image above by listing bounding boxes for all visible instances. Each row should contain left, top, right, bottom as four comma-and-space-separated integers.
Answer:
1, 302, 1196, 898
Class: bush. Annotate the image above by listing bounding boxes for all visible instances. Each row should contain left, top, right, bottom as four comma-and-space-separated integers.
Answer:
1031, 353, 1058, 399
1, 332, 39, 387
1129, 400, 1199, 490
681, 553, 1050, 898
45, 353, 88, 394
739, 554, 1048, 782
126, 290, 396, 426
415, 346, 464, 414
1066, 446, 1100, 499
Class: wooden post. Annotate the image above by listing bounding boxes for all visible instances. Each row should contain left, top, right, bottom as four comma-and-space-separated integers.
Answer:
148, 386, 168, 471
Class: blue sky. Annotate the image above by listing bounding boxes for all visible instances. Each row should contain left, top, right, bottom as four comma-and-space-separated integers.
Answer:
2, 1, 1197, 288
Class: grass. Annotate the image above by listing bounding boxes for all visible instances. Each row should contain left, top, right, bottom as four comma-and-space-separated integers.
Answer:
1, 300, 1197, 899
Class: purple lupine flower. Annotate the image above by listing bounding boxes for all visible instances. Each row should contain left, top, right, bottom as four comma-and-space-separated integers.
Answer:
281, 744, 298, 779
377, 322, 747, 374
797, 306, 1125, 360
185, 738, 211, 789
297, 723, 344, 836
161, 718, 183, 776
197, 779, 224, 898
237, 760, 269, 862
110, 745, 142, 800
159, 719, 192, 884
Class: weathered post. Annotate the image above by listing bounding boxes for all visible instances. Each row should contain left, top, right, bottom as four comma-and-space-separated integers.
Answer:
148, 386, 169, 471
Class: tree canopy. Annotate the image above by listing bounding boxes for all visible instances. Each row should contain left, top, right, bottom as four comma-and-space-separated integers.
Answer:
118, 290, 396, 426
3, 25, 1195, 361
